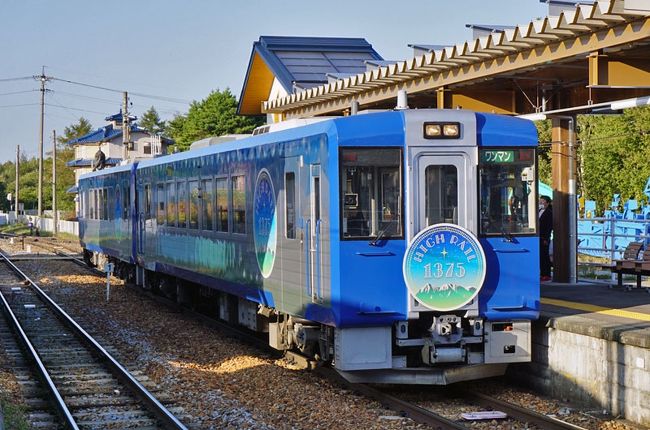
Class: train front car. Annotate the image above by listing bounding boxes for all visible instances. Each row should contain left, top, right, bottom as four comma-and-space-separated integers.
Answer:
332, 110, 539, 384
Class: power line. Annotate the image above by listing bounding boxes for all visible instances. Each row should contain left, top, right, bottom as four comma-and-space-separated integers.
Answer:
52, 90, 120, 105
51, 76, 191, 104
0, 103, 39, 108
0, 76, 34, 83
45, 102, 111, 116
0, 89, 38, 97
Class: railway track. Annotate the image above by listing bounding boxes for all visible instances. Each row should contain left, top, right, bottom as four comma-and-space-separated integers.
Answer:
0, 249, 187, 430
32, 247, 594, 430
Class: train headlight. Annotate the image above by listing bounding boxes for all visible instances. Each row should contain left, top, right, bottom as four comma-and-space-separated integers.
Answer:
424, 123, 442, 138
423, 122, 461, 139
443, 123, 459, 137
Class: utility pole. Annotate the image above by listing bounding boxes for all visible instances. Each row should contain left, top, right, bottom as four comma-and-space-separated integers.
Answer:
15, 145, 20, 222
52, 130, 58, 235
36, 66, 51, 218
122, 91, 130, 162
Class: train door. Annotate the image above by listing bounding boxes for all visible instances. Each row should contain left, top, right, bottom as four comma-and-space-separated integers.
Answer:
309, 164, 322, 303
137, 182, 152, 256
415, 154, 472, 233
411, 152, 475, 313
280, 156, 303, 313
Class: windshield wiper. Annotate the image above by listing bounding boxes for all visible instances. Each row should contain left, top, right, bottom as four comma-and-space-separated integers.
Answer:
501, 228, 515, 243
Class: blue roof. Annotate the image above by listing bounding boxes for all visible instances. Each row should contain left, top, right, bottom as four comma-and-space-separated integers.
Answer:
65, 124, 146, 145
105, 110, 137, 123
238, 36, 383, 114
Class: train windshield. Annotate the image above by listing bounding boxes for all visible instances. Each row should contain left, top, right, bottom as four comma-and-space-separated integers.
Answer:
340, 148, 403, 240
479, 148, 537, 236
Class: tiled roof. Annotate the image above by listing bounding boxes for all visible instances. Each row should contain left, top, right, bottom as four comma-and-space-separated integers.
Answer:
238, 36, 383, 114
105, 110, 137, 123
65, 124, 146, 145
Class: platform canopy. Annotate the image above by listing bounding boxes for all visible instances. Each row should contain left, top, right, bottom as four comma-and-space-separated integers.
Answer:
263, 0, 650, 119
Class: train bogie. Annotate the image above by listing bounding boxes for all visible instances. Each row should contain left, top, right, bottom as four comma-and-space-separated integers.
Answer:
77, 108, 539, 384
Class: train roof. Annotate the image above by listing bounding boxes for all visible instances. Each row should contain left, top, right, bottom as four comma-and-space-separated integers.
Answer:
80, 110, 537, 176
78, 162, 136, 181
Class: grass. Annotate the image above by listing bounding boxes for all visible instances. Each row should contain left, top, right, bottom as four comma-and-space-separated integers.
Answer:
0, 395, 30, 430
0, 223, 52, 238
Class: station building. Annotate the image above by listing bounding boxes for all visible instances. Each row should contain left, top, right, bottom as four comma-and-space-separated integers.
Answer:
65, 111, 171, 192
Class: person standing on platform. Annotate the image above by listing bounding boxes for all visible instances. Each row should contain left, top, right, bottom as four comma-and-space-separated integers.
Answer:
539, 195, 553, 282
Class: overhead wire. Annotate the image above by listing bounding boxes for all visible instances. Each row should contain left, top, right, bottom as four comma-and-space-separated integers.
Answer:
0, 89, 38, 97
0, 76, 34, 83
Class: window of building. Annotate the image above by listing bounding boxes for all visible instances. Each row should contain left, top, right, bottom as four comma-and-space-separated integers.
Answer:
167, 182, 177, 226
232, 175, 246, 234
216, 177, 228, 232
340, 148, 403, 240
285, 172, 296, 239
189, 180, 199, 229
202, 178, 214, 230
143, 143, 152, 155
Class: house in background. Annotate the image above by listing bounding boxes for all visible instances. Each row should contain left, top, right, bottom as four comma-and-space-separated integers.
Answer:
238, 36, 384, 123
66, 111, 171, 192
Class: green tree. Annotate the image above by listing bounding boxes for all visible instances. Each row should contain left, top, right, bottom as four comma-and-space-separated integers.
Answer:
139, 106, 166, 135
535, 119, 552, 186
165, 89, 264, 151
58, 117, 93, 145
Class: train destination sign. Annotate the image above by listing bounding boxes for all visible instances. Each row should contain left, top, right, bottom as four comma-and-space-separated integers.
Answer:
403, 223, 486, 311
254, 169, 278, 278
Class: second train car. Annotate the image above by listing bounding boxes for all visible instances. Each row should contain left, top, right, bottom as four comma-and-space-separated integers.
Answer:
78, 108, 539, 384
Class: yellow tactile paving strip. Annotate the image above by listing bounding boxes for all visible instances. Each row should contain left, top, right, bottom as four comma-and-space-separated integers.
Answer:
541, 297, 650, 322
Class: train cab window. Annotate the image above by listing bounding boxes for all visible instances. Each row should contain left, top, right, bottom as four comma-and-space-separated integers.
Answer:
167, 182, 177, 226
189, 180, 199, 229
479, 148, 537, 235
285, 172, 296, 239
232, 175, 246, 234
425, 165, 458, 225
178, 180, 188, 228
216, 177, 228, 232
156, 184, 165, 226
340, 148, 403, 240
202, 178, 214, 230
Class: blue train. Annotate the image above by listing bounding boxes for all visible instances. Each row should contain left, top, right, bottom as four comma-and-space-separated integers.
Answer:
78, 109, 539, 384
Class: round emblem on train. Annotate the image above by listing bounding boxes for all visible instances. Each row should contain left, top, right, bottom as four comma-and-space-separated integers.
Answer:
253, 169, 278, 278
403, 223, 486, 311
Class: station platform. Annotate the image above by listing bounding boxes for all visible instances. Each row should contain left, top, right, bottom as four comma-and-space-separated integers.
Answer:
511, 279, 650, 426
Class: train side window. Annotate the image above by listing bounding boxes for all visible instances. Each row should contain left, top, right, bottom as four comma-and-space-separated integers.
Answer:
285, 172, 296, 239
156, 183, 165, 226
216, 177, 228, 232
189, 180, 199, 229
340, 148, 403, 240
167, 182, 177, 227
232, 175, 246, 234
99, 188, 106, 220
178, 180, 188, 228
112, 185, 126, 219
126, 183, 132, 221
90, 189, 96, 220
202, 178, 214, 230
143, 184, 151, 221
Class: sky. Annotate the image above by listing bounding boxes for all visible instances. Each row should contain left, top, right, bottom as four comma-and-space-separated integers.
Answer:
0, 0, 549, 163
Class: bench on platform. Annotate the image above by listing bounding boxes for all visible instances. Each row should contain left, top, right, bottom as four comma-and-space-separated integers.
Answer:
601, 242, 644, 289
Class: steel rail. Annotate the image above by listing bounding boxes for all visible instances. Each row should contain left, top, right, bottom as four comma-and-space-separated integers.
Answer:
0, 255, 79, 429
0, 249, 188, 430
462, 390, 588, 430
315, 367, 468, 430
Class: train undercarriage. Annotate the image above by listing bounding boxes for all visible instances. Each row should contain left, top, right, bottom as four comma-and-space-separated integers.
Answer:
89, 250, 530, 385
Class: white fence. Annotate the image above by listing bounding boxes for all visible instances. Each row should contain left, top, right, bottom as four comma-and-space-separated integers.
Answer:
0, 212, 79, 236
